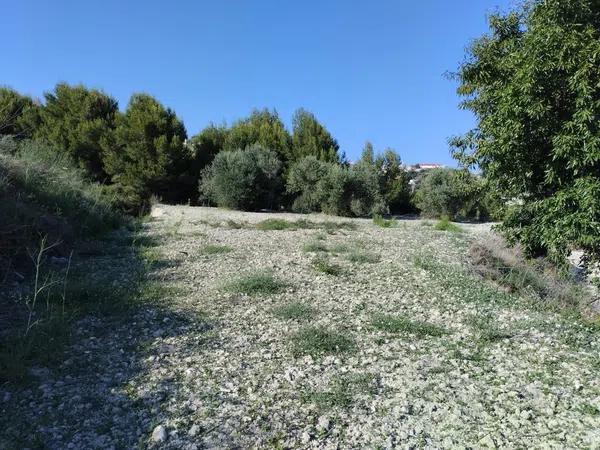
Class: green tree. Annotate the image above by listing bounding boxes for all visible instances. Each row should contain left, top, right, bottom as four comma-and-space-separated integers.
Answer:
291, 108, 340, 163
0, 87, 41, 139
189, 124, 228, 172
36, 83, 118, 179
452, 0, 600, 264
102, 93, 189, 202
286, 156, 332, 212
375, 149, 412, 214
224, 109, 291, 163
413, 168, 481, 220
199, 144, 283, 210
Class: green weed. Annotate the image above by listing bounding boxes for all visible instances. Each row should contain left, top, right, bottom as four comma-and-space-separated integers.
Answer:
273, 302, 316, 321
223, 271, 287, 295
291, 326, 356, 356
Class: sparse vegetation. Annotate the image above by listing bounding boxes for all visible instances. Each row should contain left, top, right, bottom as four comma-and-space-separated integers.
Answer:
311, 255, 343, 276
371, 313, 447, 337
199, 244, 232, 255
256, 218, 356, 232
4, 2, 600, 446
372, 214, 397, 228
434, 216, 463, 233
273, 302, 316, 321
222, 271, 287, 295
304, 373, 378, 408
291, 326, 356, 356
303, 241, 328, 253
346, 250, 380, 264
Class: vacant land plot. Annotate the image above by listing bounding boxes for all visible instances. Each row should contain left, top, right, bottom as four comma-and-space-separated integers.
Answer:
2, 205, 599, 449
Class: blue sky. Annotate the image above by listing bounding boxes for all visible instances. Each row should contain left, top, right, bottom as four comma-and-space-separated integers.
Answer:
3, 0, 514, 164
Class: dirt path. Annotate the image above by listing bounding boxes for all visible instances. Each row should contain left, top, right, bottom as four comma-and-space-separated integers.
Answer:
2, 205, 599, 449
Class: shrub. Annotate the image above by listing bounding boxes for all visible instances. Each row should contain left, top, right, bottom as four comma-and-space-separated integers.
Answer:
200, 144, 283, 211
434, 216, 463, 233
35, 83, 118, 180
373, 214, 397, 228
102, 93, 189, 204
413, 168, 484, 220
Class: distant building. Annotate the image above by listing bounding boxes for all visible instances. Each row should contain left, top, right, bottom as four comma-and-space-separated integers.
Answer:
403, 163, 446, 172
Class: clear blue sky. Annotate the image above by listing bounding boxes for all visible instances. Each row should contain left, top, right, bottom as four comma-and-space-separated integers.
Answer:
3, 0, 514, 165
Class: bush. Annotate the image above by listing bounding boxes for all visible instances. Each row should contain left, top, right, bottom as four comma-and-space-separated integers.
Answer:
102, 93, 189, 204
316, 163, 385, 217
373, 214, 397, 228
413, 168, 486, 220
434, 216, 463, 233
199, 144, 283, 210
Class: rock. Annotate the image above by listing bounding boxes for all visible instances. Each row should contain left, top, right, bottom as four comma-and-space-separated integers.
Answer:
301, 431, 311, 444
152, 425, 168, 442
317, 416, 330, 432
188, 424, 200, 436
478, 434, 496, 448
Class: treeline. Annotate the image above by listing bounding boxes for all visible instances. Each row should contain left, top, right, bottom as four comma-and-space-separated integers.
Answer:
1, 83, 497, 219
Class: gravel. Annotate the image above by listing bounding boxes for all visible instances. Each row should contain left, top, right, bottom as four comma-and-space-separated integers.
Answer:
1, 205, 599, 449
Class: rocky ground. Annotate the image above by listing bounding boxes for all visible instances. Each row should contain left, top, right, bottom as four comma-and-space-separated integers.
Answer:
2, 205, 599, 449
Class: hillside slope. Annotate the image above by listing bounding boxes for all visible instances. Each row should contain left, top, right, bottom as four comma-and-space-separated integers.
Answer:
2, 206, 598, 448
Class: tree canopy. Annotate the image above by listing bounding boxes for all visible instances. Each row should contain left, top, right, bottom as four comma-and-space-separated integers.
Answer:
452, 0, 600, 264
223, 109, 291, 163
291, 108, 340, 163
102, 93, 189, 201
36, 83, 118, 179
0, 87, 41, 139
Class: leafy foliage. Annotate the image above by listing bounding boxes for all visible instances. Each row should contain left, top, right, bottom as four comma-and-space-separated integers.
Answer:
452, 0, 600, 264
291, 108, 340, 163
102, 93, 189, 203
0, 87, 41, 139
199, 144, 283, 210
35, 83, 118, 180
286, 156, 331, 212
413, 168, 485, 220
187, 124, 228, 202
375, 148, 412, 213
224, 109, 291, 164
